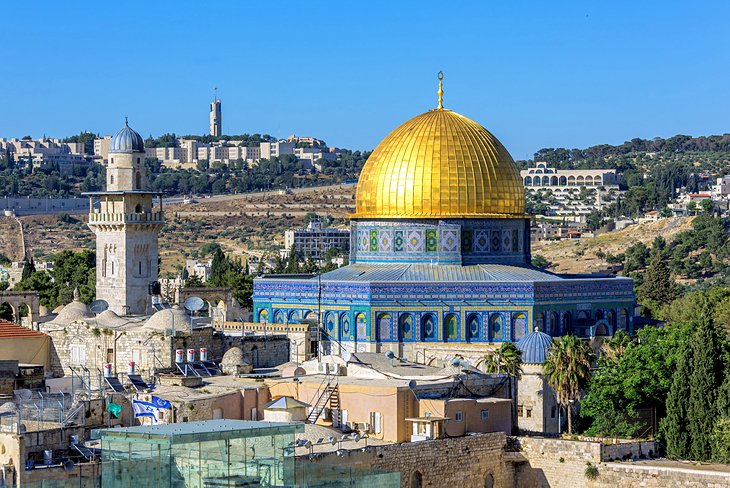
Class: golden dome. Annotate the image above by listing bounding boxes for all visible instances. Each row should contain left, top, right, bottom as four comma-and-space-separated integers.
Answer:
353, 108, 525, 219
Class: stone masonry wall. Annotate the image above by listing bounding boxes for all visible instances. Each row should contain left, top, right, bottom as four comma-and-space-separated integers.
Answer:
514, 436, 730, 487
302, 433, 514, 488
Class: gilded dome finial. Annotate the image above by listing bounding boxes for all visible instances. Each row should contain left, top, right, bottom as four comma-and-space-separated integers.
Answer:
437, 71, 444, 109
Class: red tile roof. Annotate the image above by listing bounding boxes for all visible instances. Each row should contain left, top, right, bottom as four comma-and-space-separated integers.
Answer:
0, 320, 48, 339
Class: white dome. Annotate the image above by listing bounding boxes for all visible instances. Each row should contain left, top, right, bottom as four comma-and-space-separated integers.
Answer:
144, 305, 190, 333
54, 300, 94, 325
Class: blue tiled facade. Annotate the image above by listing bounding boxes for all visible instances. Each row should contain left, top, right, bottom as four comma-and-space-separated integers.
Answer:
253, 215, 636, 347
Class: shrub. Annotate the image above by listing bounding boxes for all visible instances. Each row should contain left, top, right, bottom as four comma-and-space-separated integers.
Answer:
584, 462, 599, 480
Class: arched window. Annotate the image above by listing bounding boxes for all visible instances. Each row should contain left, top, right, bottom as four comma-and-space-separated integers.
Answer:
524, 176, 532, 186
559, 175, 567, 186
135, 171, 142, 189
542, 176, 549, 186
551, 176, 558, 185
608, 309, 617, 327
466, 314, 480, 342
484, 473, 494, 488
562, 312, 572, 335
568, 175, 576, 186
548, 311, 559, 336
304, 310, 317, 320
618, 309, 628, 330
341, 314, 351, 337
411, 471, 423, 488
595, 309, 604, 321
258, 309, 269, 323
490, 314, 504, 341
577, 311, 590, 335
444, 313, 458, 341
535, 312, 545, 332
273, 310, 284, 324
594, 323, 609, 336
325, 312, 336, 336
288, 310, 300, 322
512, 313, 527, 341
134, 204, 142, 213
377, 313, 392, 342
398, 313, 414, 341
421, 313, 437, 341
355, 313, 367, 341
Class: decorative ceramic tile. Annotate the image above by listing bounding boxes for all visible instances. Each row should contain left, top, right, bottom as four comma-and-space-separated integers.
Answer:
406, 230, 424, 253
475, 230, 490, 252
379, 229, 393, 253
426, 229, 438, 253
441, 229, 458, 253
394, 230, 404, 252
369, 229, 378, 252
461, 229, 473, 253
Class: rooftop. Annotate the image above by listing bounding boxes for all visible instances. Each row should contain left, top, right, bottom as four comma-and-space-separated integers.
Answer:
97, 419, 303, 443
0, 320, 48, 339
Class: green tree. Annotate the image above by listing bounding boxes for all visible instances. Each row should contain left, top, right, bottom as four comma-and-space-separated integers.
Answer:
531, 254, 549, 269
663, 337, 693, 458
687, 316, 723, 460
639, 253, 677, 306
711, 418, 730, 463
483, 342, 523, 433
209, 248, 228, 286
284, 245, 301, 274
700, 199, 714, 215
21, 257, 35, 281
543, 335, 595, 434
184, 274, 205, 288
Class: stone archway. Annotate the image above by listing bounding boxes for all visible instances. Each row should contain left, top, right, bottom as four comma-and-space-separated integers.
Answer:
0, 291, 40, 325
179, 287, 241, 325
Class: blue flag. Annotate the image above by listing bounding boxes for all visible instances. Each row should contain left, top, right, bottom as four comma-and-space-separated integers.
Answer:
151, 396, 171, 409
132, 399, 160, 424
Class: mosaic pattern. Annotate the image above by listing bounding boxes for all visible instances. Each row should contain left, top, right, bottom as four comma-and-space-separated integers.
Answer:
475, 230, 489, 252
379, 229, 393, 253
356, 313, 367, 339
445, 313, 458, 340
370, 229, 378, 252
461, 229, 473, 253
426, 229, 438, 253
358, 231, 369, 251
399, 313, 414, 340
406, 230, 424, 253
467, 314, 480, 341
377, 313, 392, 341
394, 230, 404, 252
342, 314, 351, 335
441, 229, 458, 253
512, 229, 519, 252
422, 313, 438, 340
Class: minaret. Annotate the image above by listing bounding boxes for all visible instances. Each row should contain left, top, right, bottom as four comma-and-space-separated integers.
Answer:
210, 87, 222, 137
86, 119, 164, 315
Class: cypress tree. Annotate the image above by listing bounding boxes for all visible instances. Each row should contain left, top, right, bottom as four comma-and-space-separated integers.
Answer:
21, 257, 35, 281
639, 254, 676, 305
663, 339, 692, 459
209, 248, 227, 286
687, 316, 722, 461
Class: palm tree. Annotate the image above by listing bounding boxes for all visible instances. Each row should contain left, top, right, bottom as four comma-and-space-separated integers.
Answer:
484, 342, 523, 433
543, 335, 595, 435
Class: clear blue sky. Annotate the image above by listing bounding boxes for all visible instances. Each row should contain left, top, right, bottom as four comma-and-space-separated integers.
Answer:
1, 0, 728, 159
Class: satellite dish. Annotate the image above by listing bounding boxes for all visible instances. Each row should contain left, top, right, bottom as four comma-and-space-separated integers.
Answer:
89, 299, 109, 314
63, 460, 75, 471
408, 379, 417, 390
450, 358, 462, 368
15, 389, 32, 401
183, 296, 205, 312
328, 436, 336, 445
384, 350, 395, 360
352, 433, 361, 442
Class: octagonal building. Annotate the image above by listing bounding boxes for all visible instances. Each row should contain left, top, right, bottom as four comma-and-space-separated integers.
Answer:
253, 78, 634, 361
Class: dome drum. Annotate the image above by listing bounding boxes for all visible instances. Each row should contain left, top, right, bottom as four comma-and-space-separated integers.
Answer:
350, 217, 530, 266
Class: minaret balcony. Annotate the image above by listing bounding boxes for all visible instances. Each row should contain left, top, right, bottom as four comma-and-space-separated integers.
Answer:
88, 211, 165, 225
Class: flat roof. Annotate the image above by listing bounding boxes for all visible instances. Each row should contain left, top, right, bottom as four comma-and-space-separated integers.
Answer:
97, 419, 303, 444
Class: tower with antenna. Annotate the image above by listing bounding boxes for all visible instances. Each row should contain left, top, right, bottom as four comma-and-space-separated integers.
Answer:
210, 87, 222, 137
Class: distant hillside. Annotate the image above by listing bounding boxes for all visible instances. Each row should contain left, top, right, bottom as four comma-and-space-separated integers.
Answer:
520, 134, 730, 171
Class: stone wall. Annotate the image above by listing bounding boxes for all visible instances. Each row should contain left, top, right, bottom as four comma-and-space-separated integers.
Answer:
44, 322, 289, 378
301, 433, 514, 488
587, 463, 730, 488
513, 436, 730, 487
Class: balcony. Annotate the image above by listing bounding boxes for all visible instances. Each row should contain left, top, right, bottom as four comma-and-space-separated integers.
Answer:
88, 211, 165, 225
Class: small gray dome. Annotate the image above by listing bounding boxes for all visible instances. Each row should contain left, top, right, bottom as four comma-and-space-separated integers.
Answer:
516, 329, 554, 364
222, 347, 245, 366
110, 119, 144, 153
